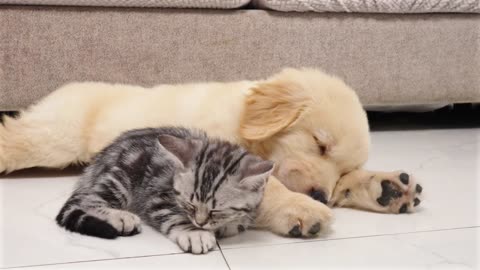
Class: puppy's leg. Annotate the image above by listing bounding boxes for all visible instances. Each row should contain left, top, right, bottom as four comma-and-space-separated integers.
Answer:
0, 83, 103, 173
0, 112, 85, 173
255, 176, 333, 237
330, 169, 423, 214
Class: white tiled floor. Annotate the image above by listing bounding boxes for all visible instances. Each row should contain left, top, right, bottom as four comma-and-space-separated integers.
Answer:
1, 128, 479, 269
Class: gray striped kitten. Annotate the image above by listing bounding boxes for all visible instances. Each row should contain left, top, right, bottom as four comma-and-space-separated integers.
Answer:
56, 127, 273, 254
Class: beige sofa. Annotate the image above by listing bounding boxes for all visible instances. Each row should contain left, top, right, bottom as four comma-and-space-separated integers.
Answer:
1, 1, 479, 111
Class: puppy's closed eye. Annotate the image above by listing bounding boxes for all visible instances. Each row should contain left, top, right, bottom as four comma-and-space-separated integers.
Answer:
313, 135, 328, 156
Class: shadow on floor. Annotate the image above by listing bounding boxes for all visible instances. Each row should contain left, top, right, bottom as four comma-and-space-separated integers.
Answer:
1, 166, 84, 179
368, 103, 480, 131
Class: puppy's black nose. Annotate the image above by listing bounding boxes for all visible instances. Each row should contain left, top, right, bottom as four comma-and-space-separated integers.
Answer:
310, 189, 328, 204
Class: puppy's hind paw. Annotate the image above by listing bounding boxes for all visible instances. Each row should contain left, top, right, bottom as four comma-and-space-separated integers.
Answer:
332, 169, 423, 214
375, 172, 423, 214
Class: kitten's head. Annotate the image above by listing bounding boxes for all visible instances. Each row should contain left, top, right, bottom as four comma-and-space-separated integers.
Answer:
158, 133, 274, 230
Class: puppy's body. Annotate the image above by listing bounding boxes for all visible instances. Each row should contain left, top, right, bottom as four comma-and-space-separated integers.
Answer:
0, 68, 422, 237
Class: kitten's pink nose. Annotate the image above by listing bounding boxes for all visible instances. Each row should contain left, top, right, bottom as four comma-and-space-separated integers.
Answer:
194, 213, 209, 228
194, 206, 209, 227
196, 219, 208, 227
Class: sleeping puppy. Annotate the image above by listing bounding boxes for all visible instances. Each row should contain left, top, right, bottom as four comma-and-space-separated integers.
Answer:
0, 68, 422, 237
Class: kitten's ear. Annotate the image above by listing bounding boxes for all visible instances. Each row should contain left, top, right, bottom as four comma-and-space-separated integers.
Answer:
157, 135, 202, 167
238, 154, 274, 191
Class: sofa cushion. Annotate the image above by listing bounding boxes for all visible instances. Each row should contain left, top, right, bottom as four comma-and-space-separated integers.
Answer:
254, 0, 480, 13
0, 0, 250, 9
2, 7, 479, 110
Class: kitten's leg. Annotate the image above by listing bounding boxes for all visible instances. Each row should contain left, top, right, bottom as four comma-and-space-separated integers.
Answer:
57, 178, 142, 239
57, 193, 142, 238
254, 176, 333, 237
145, 200, 216, 254
152, 218, 216, 254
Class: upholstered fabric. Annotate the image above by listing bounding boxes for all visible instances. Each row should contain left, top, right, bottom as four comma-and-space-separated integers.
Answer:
0, 6, 479, 110
254, 0, 480, 13
0, 0, 250, 8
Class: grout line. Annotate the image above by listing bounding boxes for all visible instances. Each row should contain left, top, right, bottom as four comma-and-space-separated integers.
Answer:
217, 241, 232, 270
0, 251, 196, 269
3, 226, 478, 269
219, 225, 480, 251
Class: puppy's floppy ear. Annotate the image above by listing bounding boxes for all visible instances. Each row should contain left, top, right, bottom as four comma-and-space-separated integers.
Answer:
240, 79, 311, 141
157, 135, 202, 167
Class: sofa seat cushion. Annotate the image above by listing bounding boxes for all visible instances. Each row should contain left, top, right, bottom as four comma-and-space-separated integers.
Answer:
0, 0, 250, 9
254, 0, 480, 13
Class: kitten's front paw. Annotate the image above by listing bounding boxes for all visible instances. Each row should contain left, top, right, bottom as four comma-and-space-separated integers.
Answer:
176, 230, 216, 254
106, 210, 142, 236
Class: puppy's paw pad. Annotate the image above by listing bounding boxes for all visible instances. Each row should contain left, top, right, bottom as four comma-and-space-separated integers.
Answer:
288, 224, 302, 237
374, 171, 423, 214
308, 222, 321, 235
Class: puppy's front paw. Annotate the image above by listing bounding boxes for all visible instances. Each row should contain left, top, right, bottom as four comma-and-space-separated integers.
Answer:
215, 221, 248, 239
176, 230, 216, 254
267, 193, 333, 238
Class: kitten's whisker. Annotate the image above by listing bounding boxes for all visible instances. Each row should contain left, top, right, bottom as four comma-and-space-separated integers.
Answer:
244, 214, 255, 222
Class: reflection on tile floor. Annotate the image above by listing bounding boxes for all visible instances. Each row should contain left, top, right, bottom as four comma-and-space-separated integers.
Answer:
1, 128, 479, 269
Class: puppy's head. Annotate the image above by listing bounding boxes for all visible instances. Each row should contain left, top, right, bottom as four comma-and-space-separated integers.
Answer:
240, 68, 370, 203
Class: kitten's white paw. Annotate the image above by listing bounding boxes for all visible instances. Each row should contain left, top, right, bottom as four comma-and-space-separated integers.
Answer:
106, 209, 142, 236
176, 230, 216, 254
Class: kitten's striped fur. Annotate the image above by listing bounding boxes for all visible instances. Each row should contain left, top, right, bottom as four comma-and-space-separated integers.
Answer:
56, 127, 273, 254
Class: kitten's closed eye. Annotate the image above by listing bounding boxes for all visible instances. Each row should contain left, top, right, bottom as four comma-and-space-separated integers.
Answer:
210, 210, 231, 219
229, 206, 251, 213
209, 209, 222, 217
179, 201, 196, 213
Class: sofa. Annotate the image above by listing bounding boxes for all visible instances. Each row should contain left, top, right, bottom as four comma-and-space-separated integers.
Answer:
0, 0, 479, 111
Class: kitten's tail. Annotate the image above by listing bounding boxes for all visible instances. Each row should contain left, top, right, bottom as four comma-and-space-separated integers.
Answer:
56, 204, 118, 239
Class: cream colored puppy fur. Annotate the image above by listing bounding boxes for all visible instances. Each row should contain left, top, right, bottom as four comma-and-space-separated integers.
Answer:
0, 68, 422, 237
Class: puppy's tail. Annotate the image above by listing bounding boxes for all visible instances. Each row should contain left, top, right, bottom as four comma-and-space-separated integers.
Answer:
56, 199, 118, 239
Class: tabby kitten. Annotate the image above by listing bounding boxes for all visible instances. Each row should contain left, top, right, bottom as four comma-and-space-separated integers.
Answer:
56, 127, 273, 254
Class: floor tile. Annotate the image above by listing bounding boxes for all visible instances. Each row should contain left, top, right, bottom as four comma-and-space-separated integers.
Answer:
15, 251, 229, 270
0, 171, 218, 268
1, 128, 478, 268
220, 129, 479, 248
222, 228, 479, 270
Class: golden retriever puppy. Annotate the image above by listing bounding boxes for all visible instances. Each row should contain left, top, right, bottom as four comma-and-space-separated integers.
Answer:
0, 68, 422, 237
